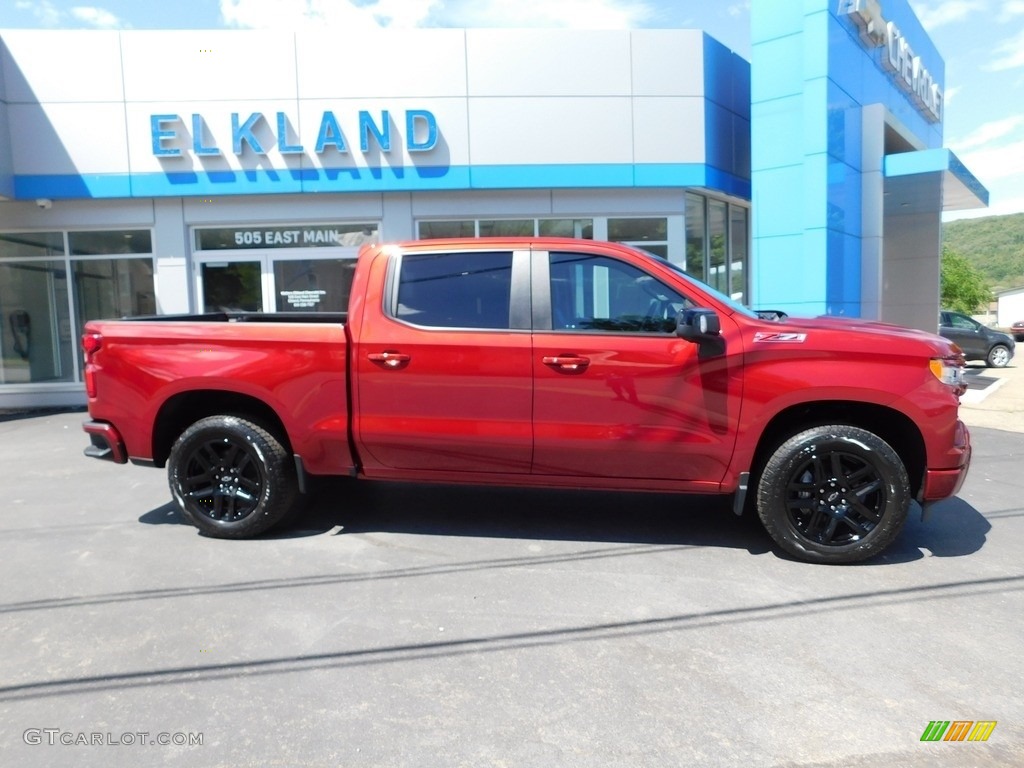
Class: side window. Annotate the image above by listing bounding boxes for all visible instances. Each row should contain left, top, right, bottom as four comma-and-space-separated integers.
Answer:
395, 251, 512, 330
950, 313, 977, 330
549, 252, 691, 333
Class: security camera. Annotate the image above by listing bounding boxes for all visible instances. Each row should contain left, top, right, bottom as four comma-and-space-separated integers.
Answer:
36, 198, 52, 210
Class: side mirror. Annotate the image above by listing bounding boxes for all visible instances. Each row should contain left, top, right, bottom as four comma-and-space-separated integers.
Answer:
676, 308, 721, 342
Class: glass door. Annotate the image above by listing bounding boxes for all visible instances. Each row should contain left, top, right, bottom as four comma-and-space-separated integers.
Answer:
195, 256, 271, 313
194, 250, 361, 314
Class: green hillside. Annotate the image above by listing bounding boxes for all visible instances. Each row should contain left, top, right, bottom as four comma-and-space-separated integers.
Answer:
943, 212, 1024, 293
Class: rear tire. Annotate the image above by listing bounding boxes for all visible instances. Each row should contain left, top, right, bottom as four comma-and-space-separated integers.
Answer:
756, 425, 910, 564
168, 415, 298, 538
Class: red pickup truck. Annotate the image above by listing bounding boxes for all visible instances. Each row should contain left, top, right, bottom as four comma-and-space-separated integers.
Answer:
82, 238, 971, 563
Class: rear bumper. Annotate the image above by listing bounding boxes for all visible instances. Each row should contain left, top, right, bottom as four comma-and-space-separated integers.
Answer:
921, 419, 971, 502
82, 420, 127, 464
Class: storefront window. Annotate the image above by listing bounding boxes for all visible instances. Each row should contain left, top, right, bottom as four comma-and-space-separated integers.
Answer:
1, 229, 157, 388
730, 206, 748, 303
539, 219, 593, 238
274, 259, 355, 313
418, 218, 595, 240
70, 230, 152, 255
608, 217, 669, 259
708, 200, 728, 294
418, 221, 475, 239
479, 219, 534, 237
73, 259, 156, 329
0, 231, 64, 259
0, 259, 74, 384
685, 193, 706, 281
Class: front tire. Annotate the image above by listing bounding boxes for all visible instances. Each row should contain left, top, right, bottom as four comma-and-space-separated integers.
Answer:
986, 344, 1011, 368
168, 415, 298, 538
756, 425, 910, 564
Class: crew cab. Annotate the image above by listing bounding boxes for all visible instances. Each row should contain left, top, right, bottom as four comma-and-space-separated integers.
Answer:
82, 238, 972, 564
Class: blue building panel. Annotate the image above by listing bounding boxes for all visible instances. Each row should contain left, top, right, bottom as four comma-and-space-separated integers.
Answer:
755, 232, 829, 316
826, 229, 862, 317
750, 0, 984, 321
750, 33, 804, 103
751, 97, 805, 172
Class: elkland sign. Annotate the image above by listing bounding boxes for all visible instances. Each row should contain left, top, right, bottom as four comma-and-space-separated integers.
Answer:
150, 109, 440, 158
839, 0, 943, 123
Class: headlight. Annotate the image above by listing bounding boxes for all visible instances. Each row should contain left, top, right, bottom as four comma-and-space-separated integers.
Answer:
930, 355, 967, 396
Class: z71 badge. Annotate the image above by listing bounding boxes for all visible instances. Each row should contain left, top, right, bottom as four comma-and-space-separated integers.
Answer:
753, 332, 808, 343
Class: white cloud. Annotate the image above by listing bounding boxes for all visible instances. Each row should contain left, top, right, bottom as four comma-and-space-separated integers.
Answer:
727, 2, 751, 18
943, 85, 961, 105
986, 28, 1024, 70
953, 115, 1024, 151
220, 0, 653, 30
71, 6, 126, 29
220, 0, 438, 30
15, 0, 62, 26
944, 193, 1024, 219
999, 0, 1024, 19
957, 139, 1024, 184
910, 0, 985, 30
436, 0, 653, 29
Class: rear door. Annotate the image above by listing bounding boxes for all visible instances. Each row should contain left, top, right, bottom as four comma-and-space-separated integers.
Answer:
354, 247, 534, 475
531, 248, 741, 485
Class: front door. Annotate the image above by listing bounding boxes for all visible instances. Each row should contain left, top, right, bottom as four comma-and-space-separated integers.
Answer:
354, 247, 534, 475
196, 257, 270, 312
531, 249, 740, 485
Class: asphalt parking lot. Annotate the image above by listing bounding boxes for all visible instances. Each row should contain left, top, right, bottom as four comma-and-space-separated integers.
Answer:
1, 399, 1022, 767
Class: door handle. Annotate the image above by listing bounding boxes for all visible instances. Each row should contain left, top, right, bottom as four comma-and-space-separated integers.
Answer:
543, 355, 590, 372
368, 351, 411, 368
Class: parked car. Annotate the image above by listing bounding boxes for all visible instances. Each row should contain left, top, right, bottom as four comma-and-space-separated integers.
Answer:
939, 310, 1015, 367
1011, 320, 1024, 342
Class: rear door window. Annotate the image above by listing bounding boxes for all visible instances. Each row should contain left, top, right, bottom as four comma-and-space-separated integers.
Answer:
394, 251, 513, 330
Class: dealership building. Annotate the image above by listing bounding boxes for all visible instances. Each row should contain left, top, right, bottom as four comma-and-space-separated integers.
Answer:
0, 0, 988, 407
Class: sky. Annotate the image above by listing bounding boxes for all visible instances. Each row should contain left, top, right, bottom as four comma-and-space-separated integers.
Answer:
1, 0, 1022, 221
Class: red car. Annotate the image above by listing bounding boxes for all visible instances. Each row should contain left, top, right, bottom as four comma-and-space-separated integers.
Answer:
1012, 321, 1024, 342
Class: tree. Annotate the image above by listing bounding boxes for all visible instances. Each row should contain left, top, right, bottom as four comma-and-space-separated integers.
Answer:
941, 245, 991, 314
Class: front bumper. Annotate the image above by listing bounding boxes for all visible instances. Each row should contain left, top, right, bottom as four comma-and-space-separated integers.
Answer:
82, 420, 127, 464
921, 419, 971, 502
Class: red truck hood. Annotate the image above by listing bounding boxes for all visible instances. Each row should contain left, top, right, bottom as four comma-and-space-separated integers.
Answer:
760, 315, 958, 356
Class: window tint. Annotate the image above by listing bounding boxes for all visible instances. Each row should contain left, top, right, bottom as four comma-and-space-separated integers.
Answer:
549, 253, 691, 333
948, 313, 978, 330
396, 251, 512, 329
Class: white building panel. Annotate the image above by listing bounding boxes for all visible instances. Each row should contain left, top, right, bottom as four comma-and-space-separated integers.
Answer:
997, 289, 1024, 328
632, 98, 706, 163
552, 188, 685, 214
296, 98, 470, 170
468, 97, 634, 166
120, 31, 298, 103
296, 29, 468, 98
630, 30, 705, 97
9, 103, 129, 174
412, 190, 553, 217
125, 100, 302, 174
1, 30, 124, 103
183, 193, 384, 224
466, 29, 632, 97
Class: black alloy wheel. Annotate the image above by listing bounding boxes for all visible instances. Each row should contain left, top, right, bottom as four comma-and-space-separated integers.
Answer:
756, 425, 910, 564
168, 415, 298, 538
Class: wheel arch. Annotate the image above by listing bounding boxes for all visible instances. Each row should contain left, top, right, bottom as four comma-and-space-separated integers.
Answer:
749, 401, 927, 499
152, 390, 291, 468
